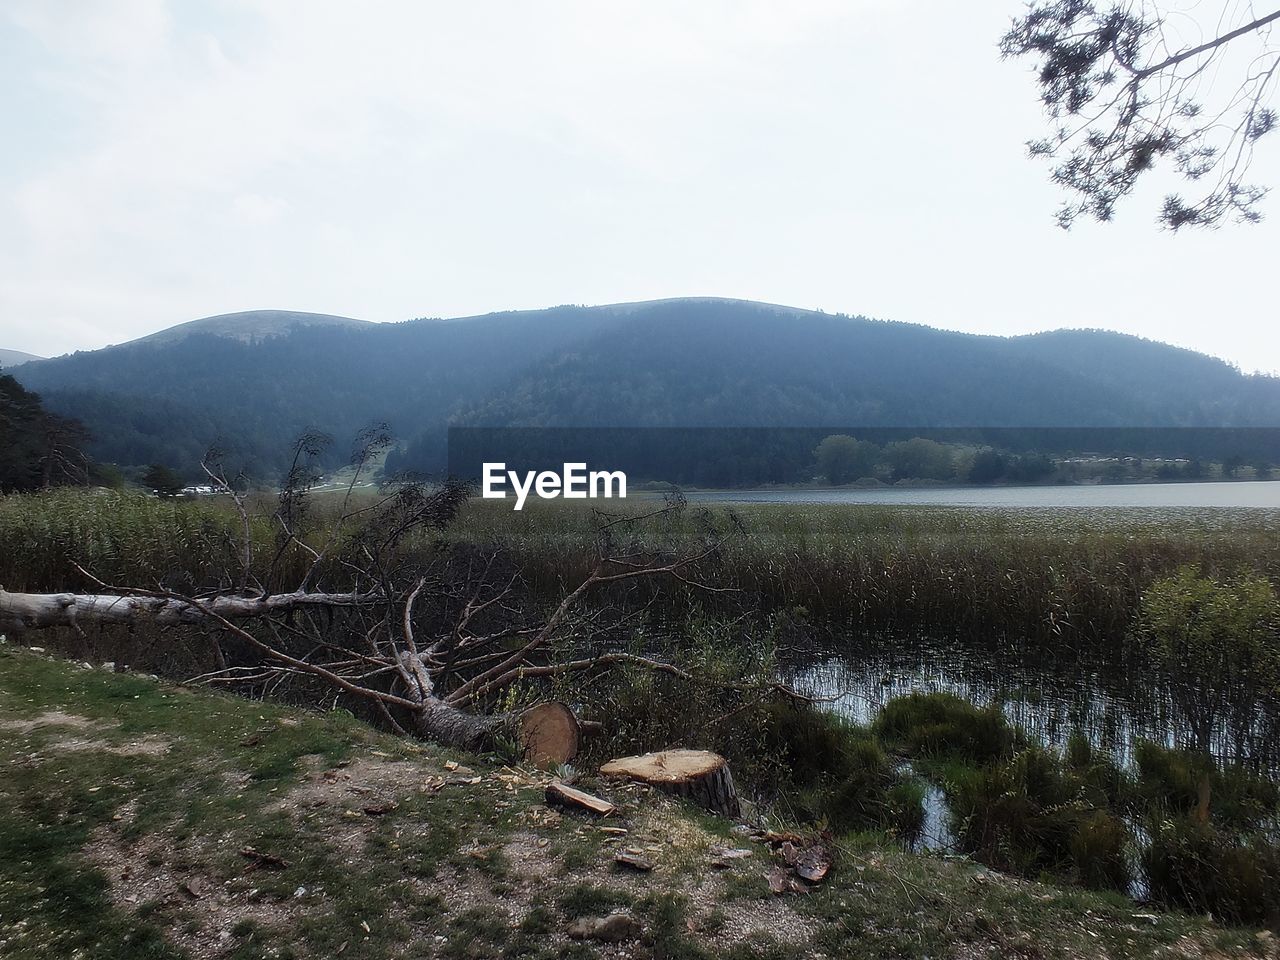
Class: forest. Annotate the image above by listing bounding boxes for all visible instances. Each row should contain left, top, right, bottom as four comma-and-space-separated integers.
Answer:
11, 299, 1280, 481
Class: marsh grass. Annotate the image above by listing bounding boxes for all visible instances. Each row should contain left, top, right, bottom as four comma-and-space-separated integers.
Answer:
449, 498, 1280, 642
873, 691, 1280, 920
5, 491, 1278, 645
873, 691, 1020, 764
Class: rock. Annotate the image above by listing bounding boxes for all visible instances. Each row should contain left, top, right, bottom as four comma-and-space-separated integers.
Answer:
567, 913, 643, 943
710, 847, 754, 868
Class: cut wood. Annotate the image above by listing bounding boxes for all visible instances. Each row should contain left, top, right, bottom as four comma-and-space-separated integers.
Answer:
519, 702, 580, 768
614, 849, 655, 872
599, 749, 740, 817
794, 844, 832, 884
545, 781, 616, 816
239, 846, 289, 870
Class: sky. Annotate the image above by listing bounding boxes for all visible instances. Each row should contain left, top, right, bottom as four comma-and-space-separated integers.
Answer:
1, 1, 1276, 372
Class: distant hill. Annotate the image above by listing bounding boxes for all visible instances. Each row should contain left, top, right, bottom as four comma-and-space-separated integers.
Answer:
12, 299, 1280, 479
0, 348, 43, 368
125, 309, 373, 347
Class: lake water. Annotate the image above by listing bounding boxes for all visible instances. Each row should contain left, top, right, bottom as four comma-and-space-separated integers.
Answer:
786, 640, 1280, 767
690, 479, 1280, 508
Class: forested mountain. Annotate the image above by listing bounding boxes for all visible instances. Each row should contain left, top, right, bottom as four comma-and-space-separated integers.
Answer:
14, 305, 630, 476
12, 298, 1280, 480
0, 348, 43, 368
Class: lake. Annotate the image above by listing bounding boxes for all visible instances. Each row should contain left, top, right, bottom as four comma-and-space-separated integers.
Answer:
689, 479, 1280, 508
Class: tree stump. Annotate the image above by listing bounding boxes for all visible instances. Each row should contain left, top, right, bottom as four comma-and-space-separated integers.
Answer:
518, 702, 580, 768
599, 749, 740, 817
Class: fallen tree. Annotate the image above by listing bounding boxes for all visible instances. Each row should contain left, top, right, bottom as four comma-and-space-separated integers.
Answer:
2, 432, 751, 764
0, 589, 377, 632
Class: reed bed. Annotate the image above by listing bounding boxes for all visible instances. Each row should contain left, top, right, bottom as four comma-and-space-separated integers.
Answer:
3, 490, 1278, 645
449, 497, 1280, 642
0, 489, 274, 593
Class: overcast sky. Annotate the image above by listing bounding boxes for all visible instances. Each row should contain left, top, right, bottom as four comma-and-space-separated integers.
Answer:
1, 1, 1276, 371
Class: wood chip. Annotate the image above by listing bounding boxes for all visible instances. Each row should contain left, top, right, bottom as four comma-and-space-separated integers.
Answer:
545, 781, 616, 816
766, 865, 808, 895
615, 850, 655, 872
794, 845, 832, 884
239, 846, 289, 870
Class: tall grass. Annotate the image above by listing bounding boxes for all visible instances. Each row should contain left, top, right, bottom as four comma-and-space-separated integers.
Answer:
449, 498, 1280, 642
0, 489, 253, 592
4, 491, 1278, 646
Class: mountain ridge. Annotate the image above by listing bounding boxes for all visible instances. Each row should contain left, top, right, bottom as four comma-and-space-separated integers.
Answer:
123, 309, 373, 347
0, 348, 44, 368
12, 298, 1279, 477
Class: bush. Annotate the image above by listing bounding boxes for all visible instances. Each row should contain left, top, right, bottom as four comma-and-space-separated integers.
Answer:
945, 744, 1130, 889
1070, 810, 1130, 890
1131, 741, 1280, 832
1143, 818, 1280, 925
763, 699, 918, 835
1133, 567, 1280, 748
872, 692, 1016, 763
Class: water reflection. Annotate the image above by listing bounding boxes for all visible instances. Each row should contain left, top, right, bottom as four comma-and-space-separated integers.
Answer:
785, 634, 1280, 770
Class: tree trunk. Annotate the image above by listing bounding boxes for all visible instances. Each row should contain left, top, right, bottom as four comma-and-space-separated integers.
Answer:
0, 589, 377, 633
412, 697, 579, 767
412, 696, 508, 752
600, 749, 740, 817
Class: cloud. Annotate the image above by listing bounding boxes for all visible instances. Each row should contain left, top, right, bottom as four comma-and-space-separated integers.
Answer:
0, 0, 1275, 373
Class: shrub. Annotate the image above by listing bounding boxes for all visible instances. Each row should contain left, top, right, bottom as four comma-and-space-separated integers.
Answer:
1133, 567, 1280, 748
945, 745, 1130, 889
1142, 817, 1280, 925
763, 700, 917, 834
1070, 810, 1130, 890
1131, 741, 1280, 832
872, 692, 1016, 763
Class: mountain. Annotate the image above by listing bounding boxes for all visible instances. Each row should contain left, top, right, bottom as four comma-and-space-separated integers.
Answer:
0, 348, 43, 368
12, 298, 1280, 479
124, 309, 373, 347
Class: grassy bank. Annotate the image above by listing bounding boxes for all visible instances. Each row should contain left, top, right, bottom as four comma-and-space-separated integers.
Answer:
1, 646, 1271, 959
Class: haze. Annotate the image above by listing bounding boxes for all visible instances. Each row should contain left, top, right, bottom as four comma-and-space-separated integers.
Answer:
1, 1, 1275, 372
